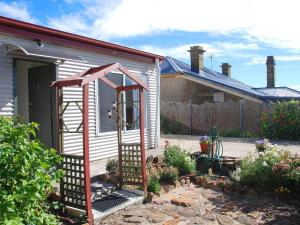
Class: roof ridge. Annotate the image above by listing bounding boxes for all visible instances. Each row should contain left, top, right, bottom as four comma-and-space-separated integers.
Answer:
163, 56, 268, 99
166, 56, 184, 73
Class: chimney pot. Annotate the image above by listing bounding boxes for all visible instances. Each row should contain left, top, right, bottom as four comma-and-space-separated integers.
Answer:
188, 46, 206, 73
266, 56, 276, 88
221, 63, 232, 77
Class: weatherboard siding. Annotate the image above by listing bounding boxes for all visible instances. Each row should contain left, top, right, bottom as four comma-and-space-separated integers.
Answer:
0, 53, 14, 116
0, 33, 158, 161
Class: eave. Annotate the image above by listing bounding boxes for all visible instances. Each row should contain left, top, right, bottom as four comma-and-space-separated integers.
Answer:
0, 16, 164, 63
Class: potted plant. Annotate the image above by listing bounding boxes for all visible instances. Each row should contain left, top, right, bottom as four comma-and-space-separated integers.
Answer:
199, 135, 210, 153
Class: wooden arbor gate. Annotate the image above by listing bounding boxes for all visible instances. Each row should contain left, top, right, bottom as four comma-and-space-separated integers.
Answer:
51, 63, 148, 225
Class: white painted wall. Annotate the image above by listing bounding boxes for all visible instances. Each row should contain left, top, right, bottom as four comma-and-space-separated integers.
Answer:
0, 33, 160, 161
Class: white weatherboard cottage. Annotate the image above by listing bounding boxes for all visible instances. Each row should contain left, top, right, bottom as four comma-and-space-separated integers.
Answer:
0, 16, 163, 173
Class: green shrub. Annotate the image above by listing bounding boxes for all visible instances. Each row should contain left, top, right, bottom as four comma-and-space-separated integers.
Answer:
0, 116, 63, 224
261, 100, 300, 140
160, 115, 184, 134
164, 145, 196, 176
160, 166, 179, 183
220, 128, 257, 138
147, 176, 161, 194
233, 144, 300, 193
105, 158, 118, 174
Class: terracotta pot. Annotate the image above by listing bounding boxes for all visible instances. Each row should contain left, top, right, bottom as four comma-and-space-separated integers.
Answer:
200, 143, 215, 154
200, 143, 209, 153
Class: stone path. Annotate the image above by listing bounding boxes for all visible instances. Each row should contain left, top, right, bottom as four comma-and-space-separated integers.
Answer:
99, 185, 300, 225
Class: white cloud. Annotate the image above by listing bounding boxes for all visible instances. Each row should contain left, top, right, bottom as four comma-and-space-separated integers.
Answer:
0, 1, 36, 23
247, 57, 266, 65
48, 14, 90, 34
46, 0, 300, 51
139, 42, 259, 60
248, 55, 300, 65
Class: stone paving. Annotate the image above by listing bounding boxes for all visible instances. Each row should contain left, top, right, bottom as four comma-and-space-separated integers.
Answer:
99, 184, 300, 225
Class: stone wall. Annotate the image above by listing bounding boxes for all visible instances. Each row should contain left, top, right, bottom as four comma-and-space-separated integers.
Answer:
161, 76, 240, 105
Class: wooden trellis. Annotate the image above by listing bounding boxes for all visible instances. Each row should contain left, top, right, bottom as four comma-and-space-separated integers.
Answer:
60, 154, 86, 210
51, 63, 148, 225
120, 143, 143, 185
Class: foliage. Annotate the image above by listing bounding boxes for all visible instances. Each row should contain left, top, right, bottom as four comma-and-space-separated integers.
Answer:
199, 135, 209, 144
261, 100, 300, 140
147, 176, 161, 194
164, 145, 196, 176
220, 128, 257, 138
160, 115, 184, 134
229, 167, 242, 182
255, 139, 270, 152
160, 166, 179, 183
0, 116, 63, 225
232, 143, 300, 194
105, 158, 118, 174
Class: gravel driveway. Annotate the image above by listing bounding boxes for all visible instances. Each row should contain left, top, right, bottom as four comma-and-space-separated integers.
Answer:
159, 135, 300, 158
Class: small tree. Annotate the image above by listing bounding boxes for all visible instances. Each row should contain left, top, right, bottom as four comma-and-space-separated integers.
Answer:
0, 116, 63, 224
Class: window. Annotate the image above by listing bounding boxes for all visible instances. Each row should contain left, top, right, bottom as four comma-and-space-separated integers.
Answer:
97, 73, 147, 133
213, 92, 224, 103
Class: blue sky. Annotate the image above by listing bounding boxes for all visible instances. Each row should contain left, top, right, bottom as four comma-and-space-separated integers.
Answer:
1, 0, 300, 89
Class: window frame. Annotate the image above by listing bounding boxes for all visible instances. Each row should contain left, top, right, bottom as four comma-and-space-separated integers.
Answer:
95, 72, 147, 136
213, 91, 224, 103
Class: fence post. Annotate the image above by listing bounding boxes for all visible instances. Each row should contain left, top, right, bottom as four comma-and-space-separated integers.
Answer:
239, 99, 244, 134
189, 99, 193, 135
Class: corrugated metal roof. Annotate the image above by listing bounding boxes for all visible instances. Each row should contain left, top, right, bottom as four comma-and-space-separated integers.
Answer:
254, 87, 300, 99
0, 16, 164, 61
161, 56, 300, 100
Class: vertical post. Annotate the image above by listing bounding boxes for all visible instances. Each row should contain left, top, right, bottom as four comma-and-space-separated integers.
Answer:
82, 84, 93, 225
56, 87, 62, 153
239, 99, 244, 134
117, 90, 123, 188
139, 88, 147, 195
189, 99, 193, 135
57, 86, 64, 210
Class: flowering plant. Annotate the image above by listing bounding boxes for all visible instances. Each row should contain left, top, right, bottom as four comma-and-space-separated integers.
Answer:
199, 135, 209, 144
255, 139, 270, 152
260, 100, 300, 140
231, 145, 300, 194
275, 186, 290, 193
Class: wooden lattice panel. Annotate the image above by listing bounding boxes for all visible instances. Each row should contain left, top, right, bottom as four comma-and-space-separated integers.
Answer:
120, 143, 143, 185
61, 154, 86, 210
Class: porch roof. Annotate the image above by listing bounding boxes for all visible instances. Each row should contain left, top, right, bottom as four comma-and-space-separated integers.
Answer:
51, 62, 149, 90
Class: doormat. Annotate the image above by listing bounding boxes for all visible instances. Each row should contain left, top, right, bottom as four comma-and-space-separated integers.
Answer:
92, 195, 128, 212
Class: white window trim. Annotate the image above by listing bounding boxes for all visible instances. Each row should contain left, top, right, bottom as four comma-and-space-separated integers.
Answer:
95, 73, 147, 136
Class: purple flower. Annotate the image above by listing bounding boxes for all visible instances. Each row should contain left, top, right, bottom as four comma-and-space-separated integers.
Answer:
199, 135, 209, 141
199, 135, 209, 144
255, 139, 270, 152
